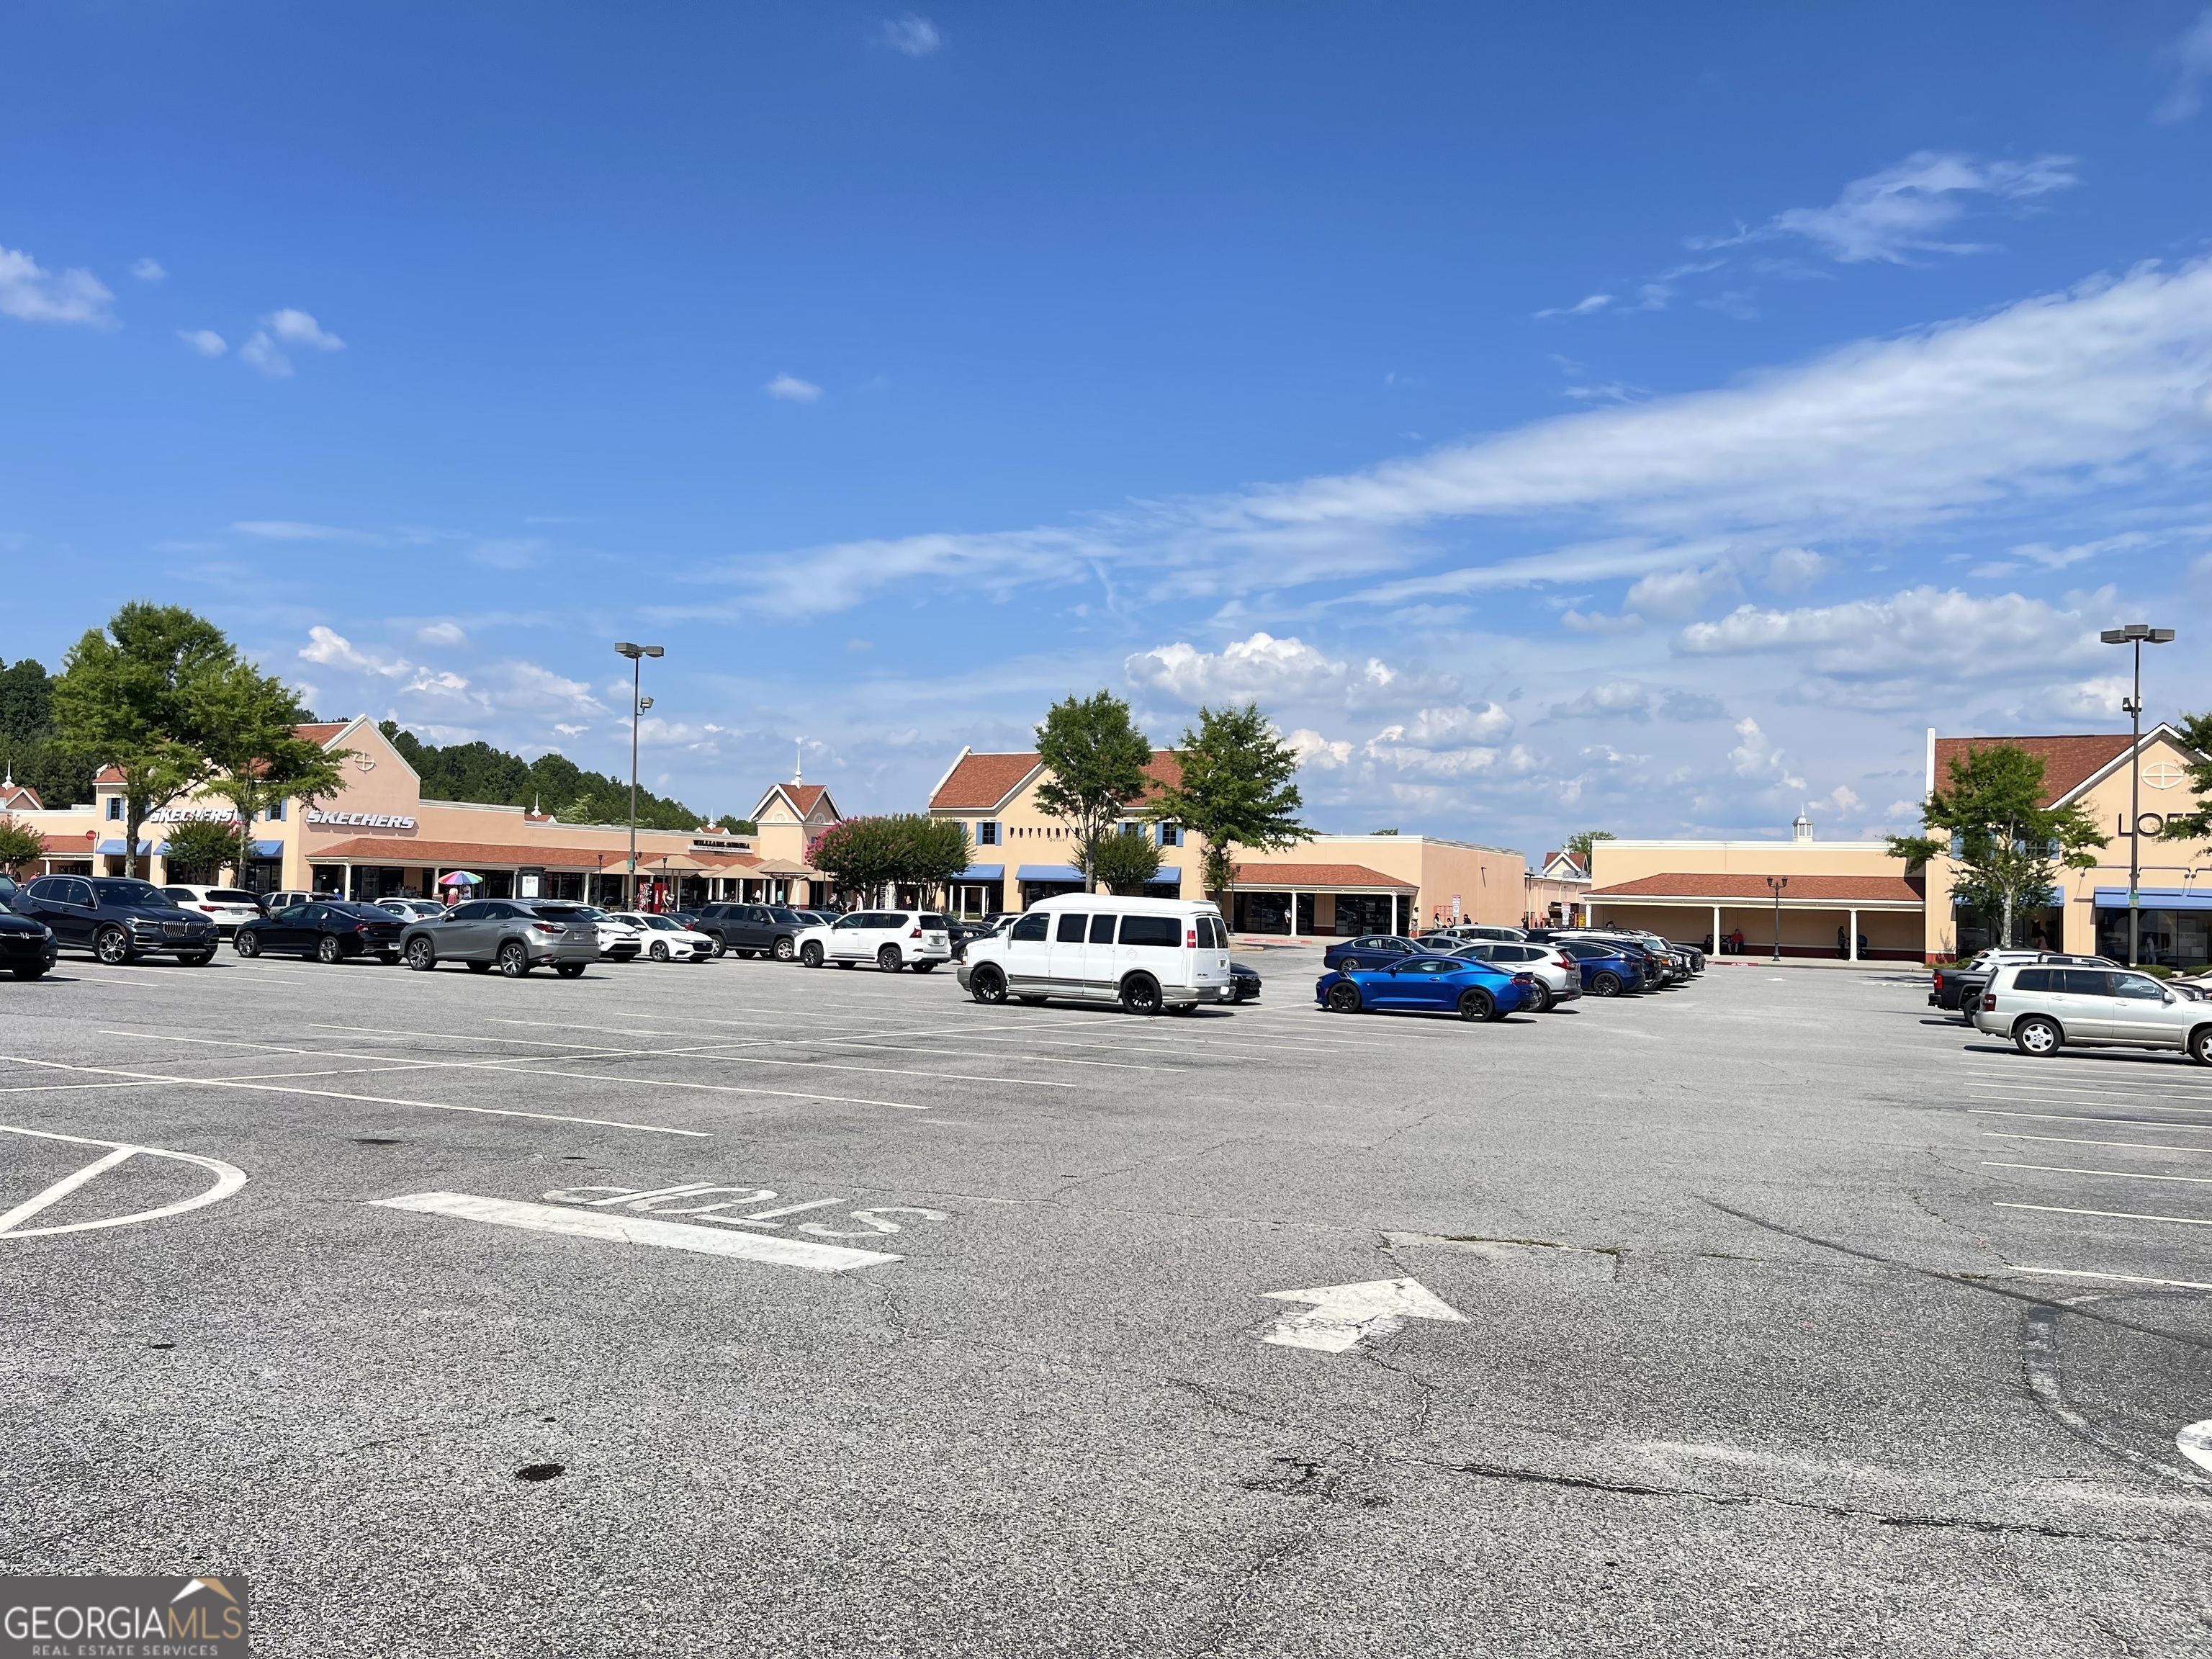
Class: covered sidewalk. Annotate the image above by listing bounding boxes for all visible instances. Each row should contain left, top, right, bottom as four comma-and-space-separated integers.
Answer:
1586, 871, 1927, 961
1228, 862, 1419, 940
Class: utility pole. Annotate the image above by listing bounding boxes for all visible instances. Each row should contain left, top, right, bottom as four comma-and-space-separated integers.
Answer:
1766, 875, 1788, 963
613, 642, 664, 909
2100, 623, 2175, 967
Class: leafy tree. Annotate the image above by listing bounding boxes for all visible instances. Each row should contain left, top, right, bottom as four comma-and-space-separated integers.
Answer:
202, 665, 354, 876
376, 719, 726, 830
0, 816, 44, 878
1888, 742, 2106, 949
0, 657, 91, 807
52, 604, 239, 877
1565, 830, 1616, 866
1035, 691, 1154, 892
1141, 701, 1307, 899
159, 817, 248, 881
807, 816, 970, 904
2156, 711, 2212, 850
1084, 828, 1163, 895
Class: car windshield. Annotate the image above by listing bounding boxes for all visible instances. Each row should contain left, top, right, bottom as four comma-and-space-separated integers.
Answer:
768, 908, 804, 924
102, 882, 172, 907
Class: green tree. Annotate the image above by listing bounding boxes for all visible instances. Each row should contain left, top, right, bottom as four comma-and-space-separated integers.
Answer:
202, 665, 354, 876
0, 657, 91, 807
1084, 827, 1164, 895
1564, 830, 1616, 867
1889, 742, 2107, 949
52, 604, 239, 877
2156, 711, 2212, 851
1141, 701, 1307, 899
1035, 691, 1154, 893
0, 816, 44, 878
807, 816, 970, 904
158, 817, 248, 882
376, 719, 719, 830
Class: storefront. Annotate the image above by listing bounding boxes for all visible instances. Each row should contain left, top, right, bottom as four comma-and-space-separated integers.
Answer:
1226, 864, 1417, 938
2093, 887, 2212, 968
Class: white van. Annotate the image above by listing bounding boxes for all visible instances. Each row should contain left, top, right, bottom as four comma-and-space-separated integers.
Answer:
955, 894, 1232, 1015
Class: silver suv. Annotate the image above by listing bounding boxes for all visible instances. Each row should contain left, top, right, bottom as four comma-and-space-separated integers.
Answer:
1974, 963, 2212, 1064
398, 899, 601, 978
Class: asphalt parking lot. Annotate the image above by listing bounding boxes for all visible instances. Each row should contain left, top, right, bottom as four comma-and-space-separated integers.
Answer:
4, 948, 2211, 1656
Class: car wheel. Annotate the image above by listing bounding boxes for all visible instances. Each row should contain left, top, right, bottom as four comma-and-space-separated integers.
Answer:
405, 938, 438, 971
709, 935, 727, 958
971, 966, 1007, 1005
498, 940, 531, 977
1120, 975, 1164, 1016
94, 926, 132, 966
2014, 1016, 2062, 1058
555, 963, 587, 978
1324, 981, 1362, 1015
2190, 1026, 2212, 1067
800, 941, 824, 968
1591, 971, 1623, 998
234, 931, 261, 958
650, 940, 670, 962
773, 936, 796, 961
178, 949, 215, 966
1458, 988, 1496, 1022
318, 935, 343, 965
878, 945, 903, 973
912, 961, 938, 974
1529, 983, 1553, 1013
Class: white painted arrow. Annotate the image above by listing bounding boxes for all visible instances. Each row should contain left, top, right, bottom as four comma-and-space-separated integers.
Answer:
1259, 1277, 1465, 1354
2179, 1420, 2212, 1475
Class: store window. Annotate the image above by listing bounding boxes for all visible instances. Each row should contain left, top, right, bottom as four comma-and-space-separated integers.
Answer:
105, 797, 123, 821
977, 821, 999, 846
1157, 822, 1182, 848
264, 799, 287, 822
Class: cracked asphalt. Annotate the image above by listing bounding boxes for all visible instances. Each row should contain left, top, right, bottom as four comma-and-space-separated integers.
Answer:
4, 948, 2211, 1655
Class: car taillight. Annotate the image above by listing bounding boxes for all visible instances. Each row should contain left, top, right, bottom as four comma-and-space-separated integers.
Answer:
909, 927, 923, 938
1186, 929, 1197, 948
534, 922, 564, 935
1981, 993, 1996, 1011
199, 904, 219, 912
1511, 972, 1535, 984
1555, 954, 1573, 969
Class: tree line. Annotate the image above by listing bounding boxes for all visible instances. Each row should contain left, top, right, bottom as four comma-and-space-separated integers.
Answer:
376, 722, 743, 835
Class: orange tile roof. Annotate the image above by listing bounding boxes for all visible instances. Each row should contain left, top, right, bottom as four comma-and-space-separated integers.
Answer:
293, 721, 353, 746
1589, 872, 1924, 903
310, 835, 676, 871
1232, 862, 1416, 890
784, 783, 829, 815
1, 783, 44, 810
1933, 734, 2133, 807
931, 749, 1183, 811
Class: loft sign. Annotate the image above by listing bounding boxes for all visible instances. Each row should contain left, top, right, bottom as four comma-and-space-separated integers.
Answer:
307, 810, 418, 830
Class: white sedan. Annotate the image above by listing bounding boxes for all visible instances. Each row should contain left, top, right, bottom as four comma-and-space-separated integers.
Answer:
160, 885, 266, 938
608, 912, 715, 962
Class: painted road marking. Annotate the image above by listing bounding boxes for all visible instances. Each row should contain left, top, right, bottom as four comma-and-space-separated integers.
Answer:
0, 1124, 246, 1238
487, 1017, 1188, 1073
371, 1191, 901, 1272
1982, 1132, 2212, 1154
1971, 1110, 2212, 1133
2180, 1422, 2212, 1475
0, 1053, 706, 1137
1984, 1161, 2212, 1186
540, 1183, 951, 1236
1995, 1202, 2212, 1228
1259, 1277, 1465, 1354
2015, 1267, 2212, 1292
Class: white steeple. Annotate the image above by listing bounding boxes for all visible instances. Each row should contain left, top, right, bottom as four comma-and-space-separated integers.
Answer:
1792, 806, 1814, 843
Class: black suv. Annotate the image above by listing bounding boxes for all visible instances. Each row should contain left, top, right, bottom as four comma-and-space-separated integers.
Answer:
691, 902, 812, 961
9, 876, 220, 966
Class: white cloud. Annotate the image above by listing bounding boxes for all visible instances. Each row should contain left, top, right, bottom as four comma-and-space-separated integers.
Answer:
300, 626, 407, 678
1287, 728, 1354, 770
1727, 718, 1806, 791
875, 13, 943, 55
1537, 293, 1613, 320
131, 258, 166, 282
2155, 9, 2212, 124
1547, 681, 1727, 723
1559, 608, 1645, 636
239, 332, 291, 377
178, 329, 227, 357
1678, 585, 2098, 679
1763, 547, 1828, 591
1123, 631, 1457, 710
415, 621, 468, 646
766, 372, 822, 402
268, 308, 343, 350
1704, 151, 2078, 264
232, 520, 381, 543
0, 243, 114, 327
1826, 784, 1861, 814
1624, 560, 1740, 621
484, 661, 603, 717
403, 668, 471, 697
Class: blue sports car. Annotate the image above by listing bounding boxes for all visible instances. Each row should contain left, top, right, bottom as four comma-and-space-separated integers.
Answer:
1315, 954, 1535, 1022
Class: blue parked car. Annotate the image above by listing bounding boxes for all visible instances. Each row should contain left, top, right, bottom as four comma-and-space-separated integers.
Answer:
1321, 935, 1423, 974
1316, 954, 1535, 1022
1556, 938, 1648, 997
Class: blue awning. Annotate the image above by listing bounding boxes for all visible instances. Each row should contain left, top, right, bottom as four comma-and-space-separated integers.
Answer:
1017, 864, 1086, 884
94, 839, 154, 856
953, 864, 1005, 881
249, 840, 284, 858
2095, 886, 2212, 912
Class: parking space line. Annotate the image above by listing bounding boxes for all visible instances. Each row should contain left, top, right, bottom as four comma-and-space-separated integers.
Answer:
370, 1191, 901, 1271
1961, 1085, 2212, 1116
1982, 1132, 2212, 1154
1983, 1161, 2212, 1186
2013, 1267, 2212, 1292
485, 1017, 1190, 1072
1971, 1109, 2212, 1132
0, 1053, 708, 1136
1994, 1202, 2212, 1228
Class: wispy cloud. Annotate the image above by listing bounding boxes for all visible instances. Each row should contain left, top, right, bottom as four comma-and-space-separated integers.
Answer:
765, 372, 823, 403
1698, 151, 2078, 265
1535, 292, 1612, 320
178, 329, 227, 357
232, 520, 383, 543
0, 243, 114, 327
874, 14, 943, 56
2155, 9, 2212, 123
130, 257, 166, 282
1125, 631, 1459, 711
240, 308, 345, 377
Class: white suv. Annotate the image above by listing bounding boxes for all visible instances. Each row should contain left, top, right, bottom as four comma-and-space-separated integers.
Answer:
1975, 963, 2212, 1063
160, 885, 265, 938
796, 910, 953, 973
956, 895, 1231, 1015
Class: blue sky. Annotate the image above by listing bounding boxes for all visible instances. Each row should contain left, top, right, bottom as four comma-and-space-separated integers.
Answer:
4, 4, 2211, 849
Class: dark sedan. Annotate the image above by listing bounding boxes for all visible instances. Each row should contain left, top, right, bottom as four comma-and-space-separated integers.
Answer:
1321, 935, 1424, 973
1220, 959, 1262, 1004
0, 909, 58, 980
235, 901, 406, 964
9, 875, 219, 965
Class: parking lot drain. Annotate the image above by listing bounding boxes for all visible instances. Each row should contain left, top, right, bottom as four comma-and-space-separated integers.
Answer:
353, 1138, 403, 1146
148, 1341, 174, 1350
514, 1463, 565, 1483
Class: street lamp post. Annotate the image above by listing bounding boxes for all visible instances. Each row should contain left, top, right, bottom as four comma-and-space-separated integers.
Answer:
1766, 875, 1788, 963
2100, 623, 2176, 968
613, 642, 665, 909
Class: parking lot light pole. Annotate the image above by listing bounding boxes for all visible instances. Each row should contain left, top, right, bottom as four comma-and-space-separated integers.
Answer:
1766, 876, 1788, 963
614, 642, 665, 909
2100, 623, 2176, 967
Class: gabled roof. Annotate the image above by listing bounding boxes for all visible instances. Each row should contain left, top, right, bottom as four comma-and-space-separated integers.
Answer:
930, 748, 1183, 813
752, 780, 837, 822
293, 721, 352, 746
1539, 849, 1588, 879
0, 782, 42, 810
1930, 729, 2199, 809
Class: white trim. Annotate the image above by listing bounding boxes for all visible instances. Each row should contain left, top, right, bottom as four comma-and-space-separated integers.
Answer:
925, 745, 971, 807
1593, 837, 1898, 851
2043, 723, 2197, 809
1924, 726, 1936, 800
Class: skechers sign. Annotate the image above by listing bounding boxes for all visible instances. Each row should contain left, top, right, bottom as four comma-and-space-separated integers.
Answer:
306, 810, 418, 830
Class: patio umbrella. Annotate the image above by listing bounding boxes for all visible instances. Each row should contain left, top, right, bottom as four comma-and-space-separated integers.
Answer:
438, 871, 482, 887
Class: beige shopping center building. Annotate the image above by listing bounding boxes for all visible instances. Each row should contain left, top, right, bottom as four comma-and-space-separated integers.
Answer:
1583, 726, 2211, 966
